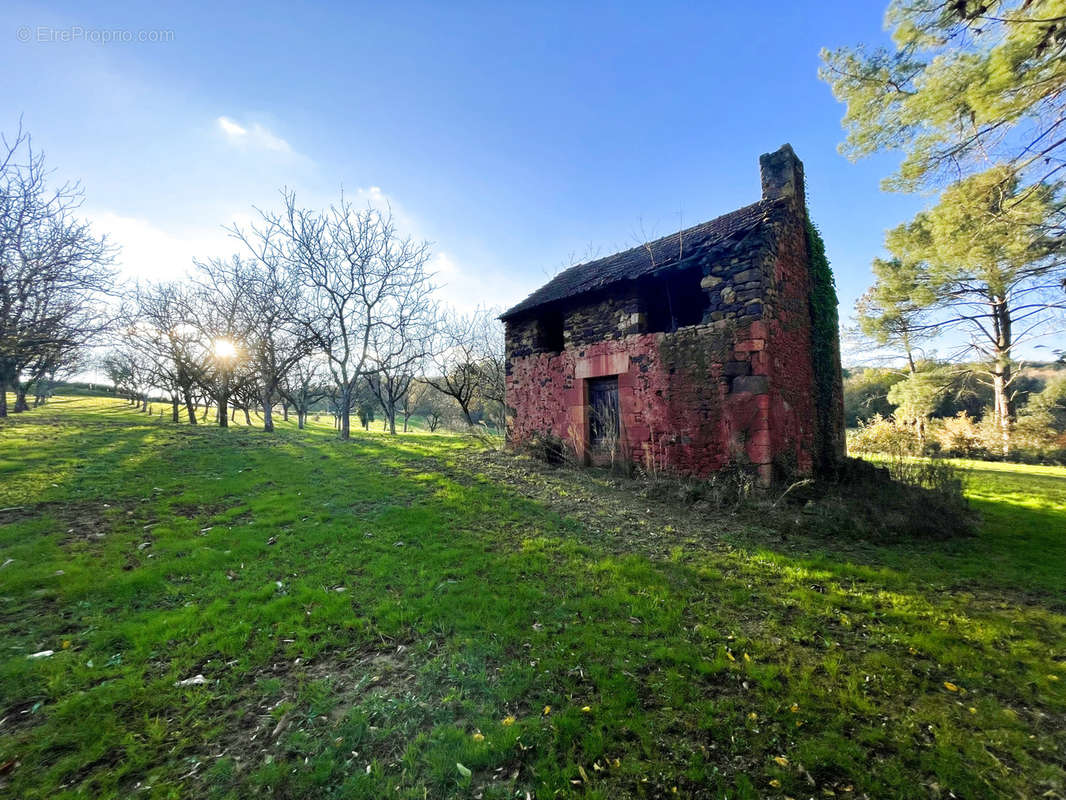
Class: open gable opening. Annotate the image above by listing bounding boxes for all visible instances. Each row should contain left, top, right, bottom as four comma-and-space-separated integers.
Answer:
536, 310, 565, 353
642, 267, 711, 333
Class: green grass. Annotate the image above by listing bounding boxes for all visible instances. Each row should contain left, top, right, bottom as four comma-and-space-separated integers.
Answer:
1, 396, 1063, 799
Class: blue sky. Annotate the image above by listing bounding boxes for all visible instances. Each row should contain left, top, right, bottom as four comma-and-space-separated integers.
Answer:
4, 1, 931, 362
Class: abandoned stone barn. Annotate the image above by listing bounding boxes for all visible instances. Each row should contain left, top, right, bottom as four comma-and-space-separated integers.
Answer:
500, 145, 845, 485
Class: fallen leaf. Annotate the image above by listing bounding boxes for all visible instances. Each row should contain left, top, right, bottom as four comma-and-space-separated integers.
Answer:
472, 732, 484, 742
944, 682, 959, 692
773, 755, 790, 767
456, 762, 471, 779
542, 705, 551, 715
501, 716, 515, 726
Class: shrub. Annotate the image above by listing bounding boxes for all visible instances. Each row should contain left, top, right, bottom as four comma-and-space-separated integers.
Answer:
521, 432, 570, 465
848, 414, 921, 457
932, 412, 990, 458
793, 456, 973, 541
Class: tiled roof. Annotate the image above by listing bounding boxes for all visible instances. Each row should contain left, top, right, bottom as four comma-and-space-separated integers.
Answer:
500, 198, 776, 320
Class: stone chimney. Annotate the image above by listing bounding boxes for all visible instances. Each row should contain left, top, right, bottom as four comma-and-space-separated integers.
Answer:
759, 144, 804, 206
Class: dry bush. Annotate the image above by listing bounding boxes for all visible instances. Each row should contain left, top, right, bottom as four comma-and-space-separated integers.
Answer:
931, 412, 990, 458
848, 414, 921, 456
520, 431, 572, 466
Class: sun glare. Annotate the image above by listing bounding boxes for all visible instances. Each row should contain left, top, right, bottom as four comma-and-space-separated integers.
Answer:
213, 338, 238, 360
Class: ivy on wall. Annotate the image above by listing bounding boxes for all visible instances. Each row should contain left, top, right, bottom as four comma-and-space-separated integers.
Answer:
806, 215, 842, 470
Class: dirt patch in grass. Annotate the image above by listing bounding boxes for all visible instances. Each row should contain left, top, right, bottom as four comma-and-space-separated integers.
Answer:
169, 501, 230, 520
0, 499, 142, 546
453, 448, 767, 559
182, 642, 421, 790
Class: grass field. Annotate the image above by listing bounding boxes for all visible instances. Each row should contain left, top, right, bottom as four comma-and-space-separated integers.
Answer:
1, 396, 1063, 799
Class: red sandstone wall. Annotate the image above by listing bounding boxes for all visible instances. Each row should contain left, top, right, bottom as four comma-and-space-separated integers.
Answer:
763, 210, 817, 477
506, 319, 777, 478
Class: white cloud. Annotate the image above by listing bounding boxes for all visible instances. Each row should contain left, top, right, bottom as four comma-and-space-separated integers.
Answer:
216, 116, 293, 153
87, 210, 236, 283
90, 183, 518, 316
217, 116, 247, 137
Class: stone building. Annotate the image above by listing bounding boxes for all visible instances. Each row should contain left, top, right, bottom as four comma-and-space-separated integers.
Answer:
500, 145, 845, 485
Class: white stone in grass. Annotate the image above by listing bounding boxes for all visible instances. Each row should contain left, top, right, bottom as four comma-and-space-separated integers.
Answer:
28, 650, 54, 659
175, 674, 207, 686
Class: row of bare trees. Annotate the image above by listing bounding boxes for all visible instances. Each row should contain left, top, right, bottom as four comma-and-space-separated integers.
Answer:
101, 190, 505, 437
0, 122, 506, 434
0, 122, 116, 415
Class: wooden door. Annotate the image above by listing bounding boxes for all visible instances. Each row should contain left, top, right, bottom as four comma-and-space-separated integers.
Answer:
588, 376, 619, 451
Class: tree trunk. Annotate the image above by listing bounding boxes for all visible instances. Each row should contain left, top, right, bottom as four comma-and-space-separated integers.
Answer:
297, 409, 306, 430
218, 393, 229, 428
14, 387, 29, 412
992, 367, 1013, 457
281, 401, 289, 422
171, 396, 180, 423
0, 383, 7, 417
261, 385, 274, 432
338, 388, 351, 439
243, 407, 251, 426
991, 296, 1014, 458
184, 389, 197, 425
459, 402, 474, 426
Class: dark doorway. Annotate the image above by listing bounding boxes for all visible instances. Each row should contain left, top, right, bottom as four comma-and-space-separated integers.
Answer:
588, 376, 619, 451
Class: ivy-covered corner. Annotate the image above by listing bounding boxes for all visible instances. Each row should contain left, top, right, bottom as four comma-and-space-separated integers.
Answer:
806, 215, 847, 472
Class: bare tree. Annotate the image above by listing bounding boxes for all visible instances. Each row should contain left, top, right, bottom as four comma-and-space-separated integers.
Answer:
424, 307, 505, 428
363, 278, 436, 434
132, 282, 204, 423
100, 346, 153, 411
409, 380, 455, 432
0, 122, 116, 415
240, 192, 433, 439
227, 223, 316, 432
280, 355, 329, 429
186, 256, 257, 428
